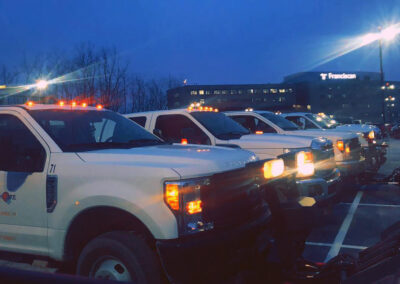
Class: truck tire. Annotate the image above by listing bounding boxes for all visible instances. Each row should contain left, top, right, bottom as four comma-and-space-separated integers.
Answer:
76, 231, 162, 283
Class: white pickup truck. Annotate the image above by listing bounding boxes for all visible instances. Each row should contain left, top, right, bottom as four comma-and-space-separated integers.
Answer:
125, 107, 341, 203
281, 112, 387, 172
225, 110, 365, 177
0, 103, 279, 283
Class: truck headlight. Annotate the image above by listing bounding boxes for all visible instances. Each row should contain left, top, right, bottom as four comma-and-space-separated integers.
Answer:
368, 130, 375, 140
337, 140, 345, 152
263, 159, 285, 179
296, 151, 315, 177
164, 178, 213, 236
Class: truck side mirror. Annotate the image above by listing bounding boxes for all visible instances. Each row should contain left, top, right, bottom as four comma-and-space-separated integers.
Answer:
16, 147, 46, 173
153, 128, 163, 138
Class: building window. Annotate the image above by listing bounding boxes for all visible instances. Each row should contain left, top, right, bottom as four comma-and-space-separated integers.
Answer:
214, 90, 221, 95
288, 88, 293, 93
279, 89, 286, 93
230, 90, 237, 95
199, 90, 204, 95
247, 89, 254, 94
327, 94, 332, 99
200, 99, 205, 104
222, 90, 228, 95
238, 90, 243, 94
205, 90, 211, 95
270, 89, 277, 94
263, 89, 269, 94
190, 90, 197, 95
307, 105, 311, 110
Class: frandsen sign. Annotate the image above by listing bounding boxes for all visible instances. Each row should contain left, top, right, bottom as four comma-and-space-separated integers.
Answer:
320, 73, 357, 80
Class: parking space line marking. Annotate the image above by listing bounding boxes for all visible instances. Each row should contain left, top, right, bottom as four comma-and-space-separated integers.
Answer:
324, 191, 363, 262
342, 203, 400, 208
306, 242, 367, 250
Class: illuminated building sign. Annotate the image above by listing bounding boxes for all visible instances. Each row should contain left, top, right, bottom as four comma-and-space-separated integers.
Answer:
320, 73, 357, 80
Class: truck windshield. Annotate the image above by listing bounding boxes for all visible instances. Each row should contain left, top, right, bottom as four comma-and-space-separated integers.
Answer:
190, 111, 250, 140
260, 113, 299, 130
29, 109, 163, 152
306, 114, 336, 129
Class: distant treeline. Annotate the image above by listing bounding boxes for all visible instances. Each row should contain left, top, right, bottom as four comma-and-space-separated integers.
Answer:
0, 43, 182, 113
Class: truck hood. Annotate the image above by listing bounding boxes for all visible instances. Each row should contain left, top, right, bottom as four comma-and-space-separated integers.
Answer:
284, 129, 356, 142
76, 144, 258, 178
228, 133, 311, 149
334, 124, 379, 134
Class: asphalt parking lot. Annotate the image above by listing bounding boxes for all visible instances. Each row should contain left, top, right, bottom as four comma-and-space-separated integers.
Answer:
303, 138, 400, 263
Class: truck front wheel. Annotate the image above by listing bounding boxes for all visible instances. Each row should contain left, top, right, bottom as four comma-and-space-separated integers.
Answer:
76, 231, 162, 283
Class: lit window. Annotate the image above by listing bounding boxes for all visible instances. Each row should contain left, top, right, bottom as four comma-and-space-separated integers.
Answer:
214, 90, 221, 95
199, 90, 204, 95
200, 99, 205, 104
288, 88, 293, 93
270, 89, 277, 94
238, 90, 243, 94
263, 89, 269, 94
279, 89, 286, 93
248, 89, 254, 94
307, 105, 311, 110
222, 90, 228, 94
230, 90, 237, 95
190, 90, 197, 95
205, 90, 211, 95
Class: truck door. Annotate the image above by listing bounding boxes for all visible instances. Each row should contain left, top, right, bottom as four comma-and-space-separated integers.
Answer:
0, 113, 49, 255
153, 114, 212, 145
231, 115, 277, 134
286, 116, 318, 130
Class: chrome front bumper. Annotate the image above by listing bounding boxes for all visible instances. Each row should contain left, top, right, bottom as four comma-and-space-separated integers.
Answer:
296, 168, 341, 200
336, 158, 365, 177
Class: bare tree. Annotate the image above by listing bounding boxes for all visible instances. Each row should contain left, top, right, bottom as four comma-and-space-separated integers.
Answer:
0, 64, 17, 85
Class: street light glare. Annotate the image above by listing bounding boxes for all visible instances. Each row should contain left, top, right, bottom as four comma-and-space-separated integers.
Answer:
361, 33, 379, 46
36, 79, 49, 90
381, 24, 400, 42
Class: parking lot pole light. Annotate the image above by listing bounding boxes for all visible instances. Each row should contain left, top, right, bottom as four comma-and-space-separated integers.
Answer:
379, 27, 385, 123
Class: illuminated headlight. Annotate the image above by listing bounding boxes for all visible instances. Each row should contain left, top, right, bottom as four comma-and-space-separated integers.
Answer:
337, 140, 345, 152
368, 130, 375, 140
164, 178, 213, 236
263, 159, 285, 179
296, 151, 315, 177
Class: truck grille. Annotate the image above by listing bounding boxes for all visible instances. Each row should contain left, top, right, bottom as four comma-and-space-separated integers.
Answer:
347, 137, 362, 161
201, 161, 269, 230
312, 141, 336, 178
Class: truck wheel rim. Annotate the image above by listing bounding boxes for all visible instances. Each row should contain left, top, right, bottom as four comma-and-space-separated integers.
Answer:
90, 257, 132, 282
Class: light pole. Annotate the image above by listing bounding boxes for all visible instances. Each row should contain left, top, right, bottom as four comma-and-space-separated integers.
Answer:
378, 27, 385, 123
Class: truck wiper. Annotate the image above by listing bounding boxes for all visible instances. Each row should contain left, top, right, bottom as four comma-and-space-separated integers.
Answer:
217, 131, 248, 139
67, 142, 134, 151
128, 139, 165, 147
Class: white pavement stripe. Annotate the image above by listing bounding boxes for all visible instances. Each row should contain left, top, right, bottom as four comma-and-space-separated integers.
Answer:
324, 191, 363, 262
342, 202, 400, 208
306, 242, 367, 250
341, 202, 400, 208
